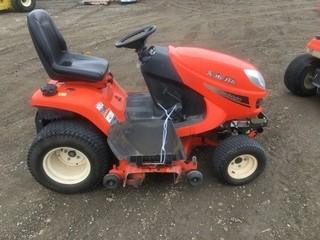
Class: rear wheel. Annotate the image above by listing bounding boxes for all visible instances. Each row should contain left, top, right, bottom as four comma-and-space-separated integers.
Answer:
28, 120, 111, 194
212, 135, 267, 185
11, 0, 36, 12
284, 54, 319, 97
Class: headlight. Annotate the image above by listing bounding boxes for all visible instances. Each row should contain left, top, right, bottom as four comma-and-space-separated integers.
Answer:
244, 69, 266, 89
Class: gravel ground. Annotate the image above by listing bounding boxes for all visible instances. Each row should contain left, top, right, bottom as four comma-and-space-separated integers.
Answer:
0, 0, 320, 239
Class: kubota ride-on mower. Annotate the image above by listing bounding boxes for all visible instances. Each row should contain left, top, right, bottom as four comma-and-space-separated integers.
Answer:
27, 10, 268, 193
285, 35, 320, 96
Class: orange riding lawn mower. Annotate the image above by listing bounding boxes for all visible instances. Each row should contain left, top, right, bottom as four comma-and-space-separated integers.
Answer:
0, 0, 35, 12
26, 10, 269, 194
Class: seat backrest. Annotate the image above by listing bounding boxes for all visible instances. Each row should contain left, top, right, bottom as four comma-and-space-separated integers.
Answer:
27, 9, 67, 78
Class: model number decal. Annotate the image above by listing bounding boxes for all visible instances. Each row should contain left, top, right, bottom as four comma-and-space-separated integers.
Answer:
204, 83, 250, 107
207, 70, 236, 85
96, 102, 117, 125
105, 110, 115, 124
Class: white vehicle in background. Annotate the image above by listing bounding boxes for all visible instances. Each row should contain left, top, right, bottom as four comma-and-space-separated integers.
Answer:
120, 0, 137, 3
82, 0, 137, 5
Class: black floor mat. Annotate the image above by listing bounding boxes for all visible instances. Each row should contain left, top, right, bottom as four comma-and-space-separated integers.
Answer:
126, 93, 163, 120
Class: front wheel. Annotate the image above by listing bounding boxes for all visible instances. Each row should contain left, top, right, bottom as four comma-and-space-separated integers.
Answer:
27, 120, 111, 194
212, 135, 267, 185
284, 54, 319, 97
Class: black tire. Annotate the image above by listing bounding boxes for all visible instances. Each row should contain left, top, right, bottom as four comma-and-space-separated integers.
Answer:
103, 174, 121, 190
27, 120, 111, 194
212, 135, 266, 186
284, 54, 319, 97
186, 170, 203, 187
11, 0, 36, 12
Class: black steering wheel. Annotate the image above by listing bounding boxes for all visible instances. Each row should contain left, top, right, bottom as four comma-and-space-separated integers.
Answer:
115, 25, 157, 50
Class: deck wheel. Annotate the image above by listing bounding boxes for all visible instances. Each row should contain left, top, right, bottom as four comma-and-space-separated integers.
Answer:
103, 174, 121, 190
186, 170, 203, 187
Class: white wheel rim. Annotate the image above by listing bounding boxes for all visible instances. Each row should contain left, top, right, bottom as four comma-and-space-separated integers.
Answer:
304, 71, 316, 90
227, 154, 258, 180
43, 147, 91, 185
21, 0, 32, 7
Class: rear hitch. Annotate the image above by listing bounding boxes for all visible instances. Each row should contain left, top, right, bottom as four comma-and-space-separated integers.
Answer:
250, 112, 268, 128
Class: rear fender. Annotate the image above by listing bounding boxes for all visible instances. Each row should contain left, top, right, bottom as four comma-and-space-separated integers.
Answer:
31, 81, 127, 134
307, 37, 320, 58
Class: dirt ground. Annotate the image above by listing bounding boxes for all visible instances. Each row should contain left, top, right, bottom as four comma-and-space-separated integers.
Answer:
1, 0, 320, 239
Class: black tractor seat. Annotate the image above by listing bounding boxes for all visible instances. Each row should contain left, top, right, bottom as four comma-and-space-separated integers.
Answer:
27, 9, 109, 82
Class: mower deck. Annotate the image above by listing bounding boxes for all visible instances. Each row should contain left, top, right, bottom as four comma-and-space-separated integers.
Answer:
106, 118, 195, 188
108, 159, 198, 187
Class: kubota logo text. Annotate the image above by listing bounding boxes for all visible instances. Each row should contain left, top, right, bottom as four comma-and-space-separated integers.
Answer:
207, 70, 236, 85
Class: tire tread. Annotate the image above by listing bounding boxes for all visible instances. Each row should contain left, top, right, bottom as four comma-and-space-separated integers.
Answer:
284, 54, 318, 96
212, 135, 266, 185
27, 120, 110, 193
11, 0, 36, 12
